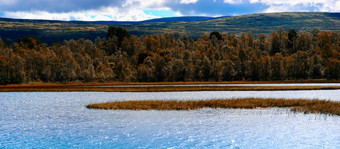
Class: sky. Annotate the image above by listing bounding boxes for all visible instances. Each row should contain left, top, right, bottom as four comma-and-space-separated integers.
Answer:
0, 0, 339, 21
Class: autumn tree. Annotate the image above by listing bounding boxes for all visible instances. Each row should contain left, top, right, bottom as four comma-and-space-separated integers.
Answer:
325, 58, 340, 79
238, 49, 248, 79
106, 26, 130, 45
287, 28, 297, 54
209, 31, 222, 41
270, 27, 287, 55
271, 53, 284, 80
105, 26, 130, 55
217, 59, 235, 81
0, 37, 4, 49
1, 27, 339, 84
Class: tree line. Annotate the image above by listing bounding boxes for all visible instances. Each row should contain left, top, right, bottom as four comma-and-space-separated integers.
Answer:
0, 26, 339, 84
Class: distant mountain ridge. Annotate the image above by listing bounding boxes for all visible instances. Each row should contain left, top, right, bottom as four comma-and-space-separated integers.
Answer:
91, 16, 225, 25
0, 12, 339, 44
0, 16, 222, 24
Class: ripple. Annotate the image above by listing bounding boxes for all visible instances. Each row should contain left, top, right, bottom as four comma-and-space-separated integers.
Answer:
0, 91, 340, 148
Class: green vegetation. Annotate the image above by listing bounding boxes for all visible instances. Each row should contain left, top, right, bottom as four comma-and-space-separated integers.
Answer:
0, 12, 339, 44
86, 98, 340, 116
121, 12, 340, 39
0, 18, 107, 45
0, 23, 340, 84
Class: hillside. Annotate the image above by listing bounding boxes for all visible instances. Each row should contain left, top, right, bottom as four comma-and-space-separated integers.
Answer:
120, 12, 340, 38
92, 16, 220, 25
0, 12, 339, 44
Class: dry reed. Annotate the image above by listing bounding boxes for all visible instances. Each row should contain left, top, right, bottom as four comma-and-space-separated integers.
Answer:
86, 98, 340, 116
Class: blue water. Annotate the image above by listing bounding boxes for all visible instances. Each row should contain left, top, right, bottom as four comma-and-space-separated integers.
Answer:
1, 91, 340, 148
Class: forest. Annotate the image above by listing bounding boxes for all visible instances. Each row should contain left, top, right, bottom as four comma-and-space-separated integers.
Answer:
0, 26, 339, 85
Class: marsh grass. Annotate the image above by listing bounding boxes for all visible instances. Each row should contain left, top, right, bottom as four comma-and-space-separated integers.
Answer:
86, 98, 340, 116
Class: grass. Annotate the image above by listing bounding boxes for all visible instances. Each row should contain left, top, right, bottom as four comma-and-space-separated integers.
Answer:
86, 98, 340, 116
0, 81, 340, 92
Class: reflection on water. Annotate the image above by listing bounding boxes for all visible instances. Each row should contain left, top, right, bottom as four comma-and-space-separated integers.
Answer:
1, 91, 340, 148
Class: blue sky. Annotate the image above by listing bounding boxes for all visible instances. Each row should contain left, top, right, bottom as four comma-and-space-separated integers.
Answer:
143, 9, 178, 18
0, 0, 339, 21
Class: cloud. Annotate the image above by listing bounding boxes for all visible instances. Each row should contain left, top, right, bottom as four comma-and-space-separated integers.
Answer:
0, 0, 123, 12
0, 0, 339, 21
249, 0, 323, 6
180, 0, 199, 4
264, 5, 298, 13
0, 0, 263, 20
249, 0, 340, 12
0, 0, 170, 21
3, 7, 158, 21
223, 0, 243, 4
124, 0, 166, 9
319, 0, 340, 12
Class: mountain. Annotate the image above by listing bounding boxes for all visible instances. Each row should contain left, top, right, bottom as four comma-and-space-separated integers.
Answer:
119, 12, 340, 38
0, 12, 339, 44
92, 16, 222, 25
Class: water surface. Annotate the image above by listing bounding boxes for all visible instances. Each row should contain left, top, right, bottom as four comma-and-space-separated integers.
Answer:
1, 90, 340, 148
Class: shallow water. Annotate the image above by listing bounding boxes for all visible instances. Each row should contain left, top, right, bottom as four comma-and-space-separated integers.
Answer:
1, 91, 340, 148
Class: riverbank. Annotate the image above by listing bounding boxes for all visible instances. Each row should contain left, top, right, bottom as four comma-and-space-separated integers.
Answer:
4, 80, 340, 86
1, 81, 340, 92
87, 98, 340, 116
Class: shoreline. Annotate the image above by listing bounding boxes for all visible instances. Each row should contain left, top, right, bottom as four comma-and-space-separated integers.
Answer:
0, 85, 340, 92
3, 80, 340, 86
1, 80, 340, 92
86, 98, 340, 116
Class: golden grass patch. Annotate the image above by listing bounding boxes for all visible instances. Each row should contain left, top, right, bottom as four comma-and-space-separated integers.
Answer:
86, 98, 340, 116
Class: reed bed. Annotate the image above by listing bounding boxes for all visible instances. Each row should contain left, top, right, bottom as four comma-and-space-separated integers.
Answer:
86, 98, 340, 116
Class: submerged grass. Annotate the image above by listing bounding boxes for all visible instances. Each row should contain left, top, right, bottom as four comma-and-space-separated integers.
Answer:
86, 98, 340, 116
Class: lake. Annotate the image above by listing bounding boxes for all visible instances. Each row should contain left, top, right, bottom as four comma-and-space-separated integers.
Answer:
1, 90, 340, 148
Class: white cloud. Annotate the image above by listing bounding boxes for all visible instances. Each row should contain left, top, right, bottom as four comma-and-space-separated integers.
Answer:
124, 0, 166, 8
1, 0, 339, 21
224, 0, 243, 4
249, 0, 323, 5
264, 5, 296, 13
248, 0, 259, 3
319, 1, 340, 12
1, 0, 177, 21
249, 0, 340, 12
180, 0, 199, 4
174, 11, 184, 16
3, 7, 159, 21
